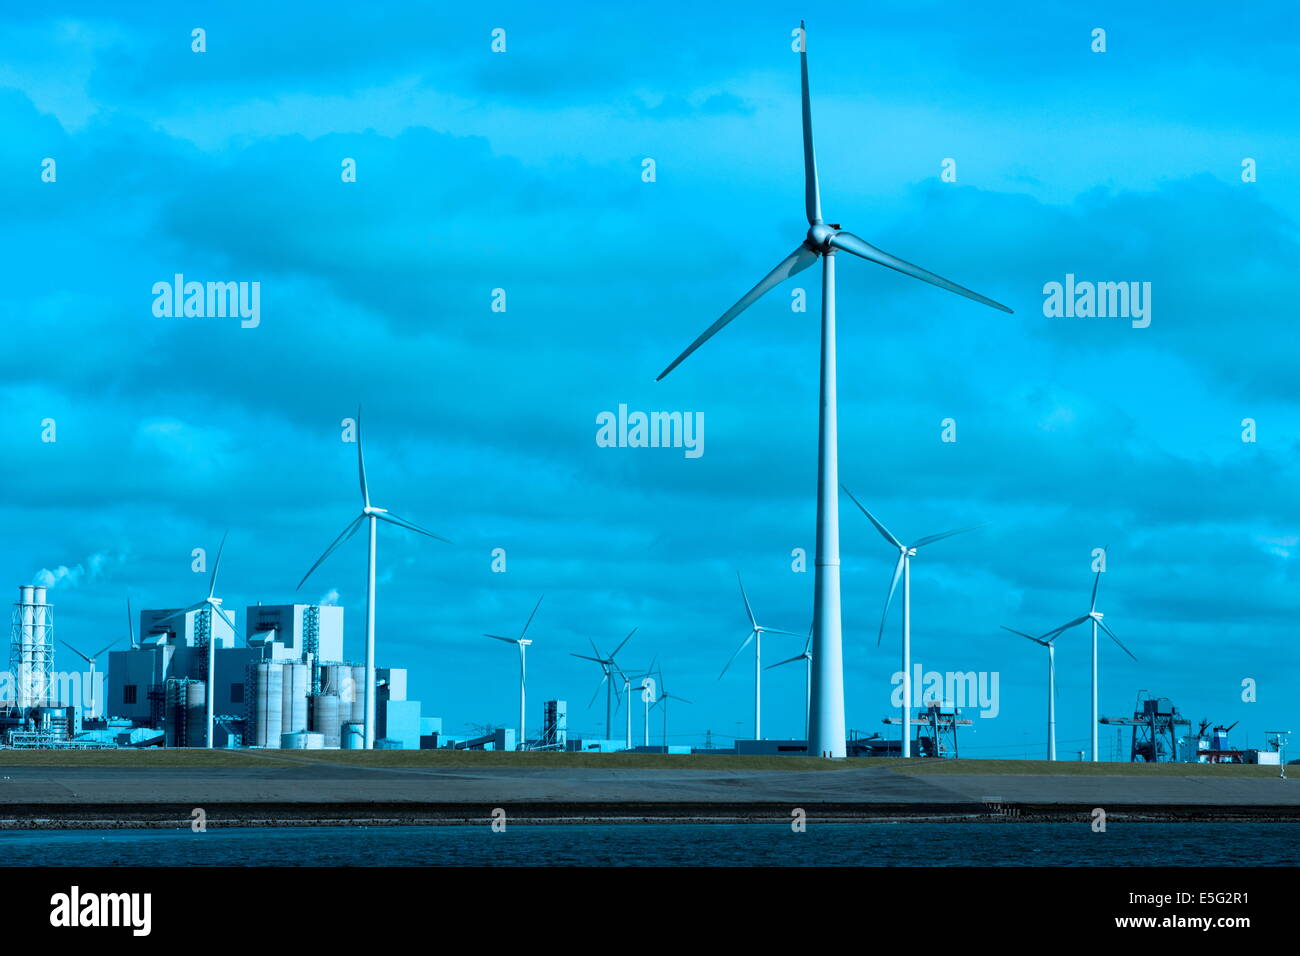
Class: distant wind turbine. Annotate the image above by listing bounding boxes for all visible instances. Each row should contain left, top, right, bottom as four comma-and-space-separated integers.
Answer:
765, 625, 813, 741
1038, 558, 1137, 762
843, 487, 982, 758
652, 666, 692, 751
157, 531, 238, 749
483, 595, 543, 751
126, 597, 137, 650
570, 629, 635, 740
1002, 626, 1066, 760
719, 573, 801, 741
61, 637, 120, 721
298, 408, 450, 749
656, 20, 1012, 758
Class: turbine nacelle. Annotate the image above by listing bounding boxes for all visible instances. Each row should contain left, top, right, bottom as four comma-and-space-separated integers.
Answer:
363, 506, 389, 516
807, 223, 838, 251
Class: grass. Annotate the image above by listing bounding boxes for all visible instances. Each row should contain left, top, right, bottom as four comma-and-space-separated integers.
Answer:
0, 748, 1291, 776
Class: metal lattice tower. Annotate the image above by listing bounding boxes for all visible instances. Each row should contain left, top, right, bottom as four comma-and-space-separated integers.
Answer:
304, 605, 321, 693
9, 585, 55, 711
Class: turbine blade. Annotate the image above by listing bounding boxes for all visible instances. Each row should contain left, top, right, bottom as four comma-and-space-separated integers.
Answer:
877, 554, 906, 647
570, 653, 604, 664
737, 571, 757, 629
296, 515, 365, 590
93, 637, 121, 658
1041, 616, 1090, 642
588, 637, 604, 660
760, 627, 804, 638
378, 511, 452, 544
656, 243, 818, 381
1090, 559, 1104, 613
208, 529, 229, 600
765, 654, 806, 670
829, 231, 1013, 314
60, 641, 92, 664
485, 634, 518, 645
718, 631, 755, 679
588, 673, 608, 709
1000, 625, 1046, 647
1098, 619, 1138, 662
840, 485, 903, 549
799, 19, 821, 225
674, 696, 693, 705
212, 602, 239, 637
611, 627, 636, 659
127, 596, 136, 647
519, 594, 545, 639
356, 405, 370, 508
156, 602, 207, 627
912, 524, 985, 549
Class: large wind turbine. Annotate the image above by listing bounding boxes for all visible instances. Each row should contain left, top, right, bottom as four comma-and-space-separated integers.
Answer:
484, 595, 543, 751
61, 637, 120, 721
656, 21, 1012, 757
843, 487, 981, 758
719, 573, 801, 741
298, 408, 450, 749
765, 625, 813, 740
1002, 626, 1067, 760
1038, 562, 1137, 761
570, 629, 635, 740
158, 532, 238, 749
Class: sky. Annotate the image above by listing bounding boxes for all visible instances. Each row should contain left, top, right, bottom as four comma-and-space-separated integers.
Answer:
2, 1, 1298, 756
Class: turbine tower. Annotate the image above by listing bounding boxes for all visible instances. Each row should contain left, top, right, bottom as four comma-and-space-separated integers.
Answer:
842, 487, 981, 758
61, 637, 120, 721
158, 532, 237, 749
1002, 626, 1066, 760
484, 595, 543, 751
1038, 561, 1137, 761
570, 628, 635, 740
765, 625, 813, 740
656, 21, 1011, 757
719, 573, 801, 740
298, 408, 450, 749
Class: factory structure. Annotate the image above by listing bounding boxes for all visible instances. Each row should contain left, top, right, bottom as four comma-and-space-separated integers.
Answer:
0, 585, 439, 750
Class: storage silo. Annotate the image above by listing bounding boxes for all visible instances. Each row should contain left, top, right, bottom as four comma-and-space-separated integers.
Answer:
281, 661, 310, 734
252, 661, 283, 748
309, 693, 342, 748
186, 681, 206, 748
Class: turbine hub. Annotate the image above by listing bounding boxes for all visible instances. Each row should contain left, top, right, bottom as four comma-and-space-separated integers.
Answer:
808, 222, 837, 251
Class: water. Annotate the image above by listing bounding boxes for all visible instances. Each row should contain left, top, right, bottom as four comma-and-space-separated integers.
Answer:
2, 821, 1298, 866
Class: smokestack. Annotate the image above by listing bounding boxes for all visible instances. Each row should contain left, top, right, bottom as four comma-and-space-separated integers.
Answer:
11, 584, 53, 710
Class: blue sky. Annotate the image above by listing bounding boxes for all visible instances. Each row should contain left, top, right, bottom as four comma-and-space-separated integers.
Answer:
3, 1, 1298, 754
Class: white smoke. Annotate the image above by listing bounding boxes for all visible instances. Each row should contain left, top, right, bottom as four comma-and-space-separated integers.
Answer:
318, 588, 340, 606
32, 551, 116, 590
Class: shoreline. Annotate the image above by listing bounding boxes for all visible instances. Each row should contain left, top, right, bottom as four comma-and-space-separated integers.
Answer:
6, 802, 1300, 829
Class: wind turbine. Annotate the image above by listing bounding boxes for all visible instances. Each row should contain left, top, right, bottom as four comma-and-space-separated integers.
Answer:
652, 666, 692, 751
570, 629, 635, 740
842, 487, 981, 758
1038, 560, 1137, 762
1001, 626, 1067, 760
636, 659, 659, 747
61, 637, 120, 721
655, 21, 1012, 758
765, 625, 813, 741
157, 531, 238, 749
483, 595, 543, 751
719, 573, 801, 740
298, 408, 450, 749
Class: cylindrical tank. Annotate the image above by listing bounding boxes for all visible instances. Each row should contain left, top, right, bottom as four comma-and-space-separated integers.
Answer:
253, 662, 283, 748
281, 662, 309, 734
309, 693, 342, 748
341, 722, 364, 750
349, 665, 366, 724
281, 730, 308, 749
186, 681, 205, 747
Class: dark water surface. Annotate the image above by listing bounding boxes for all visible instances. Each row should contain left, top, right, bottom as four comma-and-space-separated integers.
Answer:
3, 821, 1298, 866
